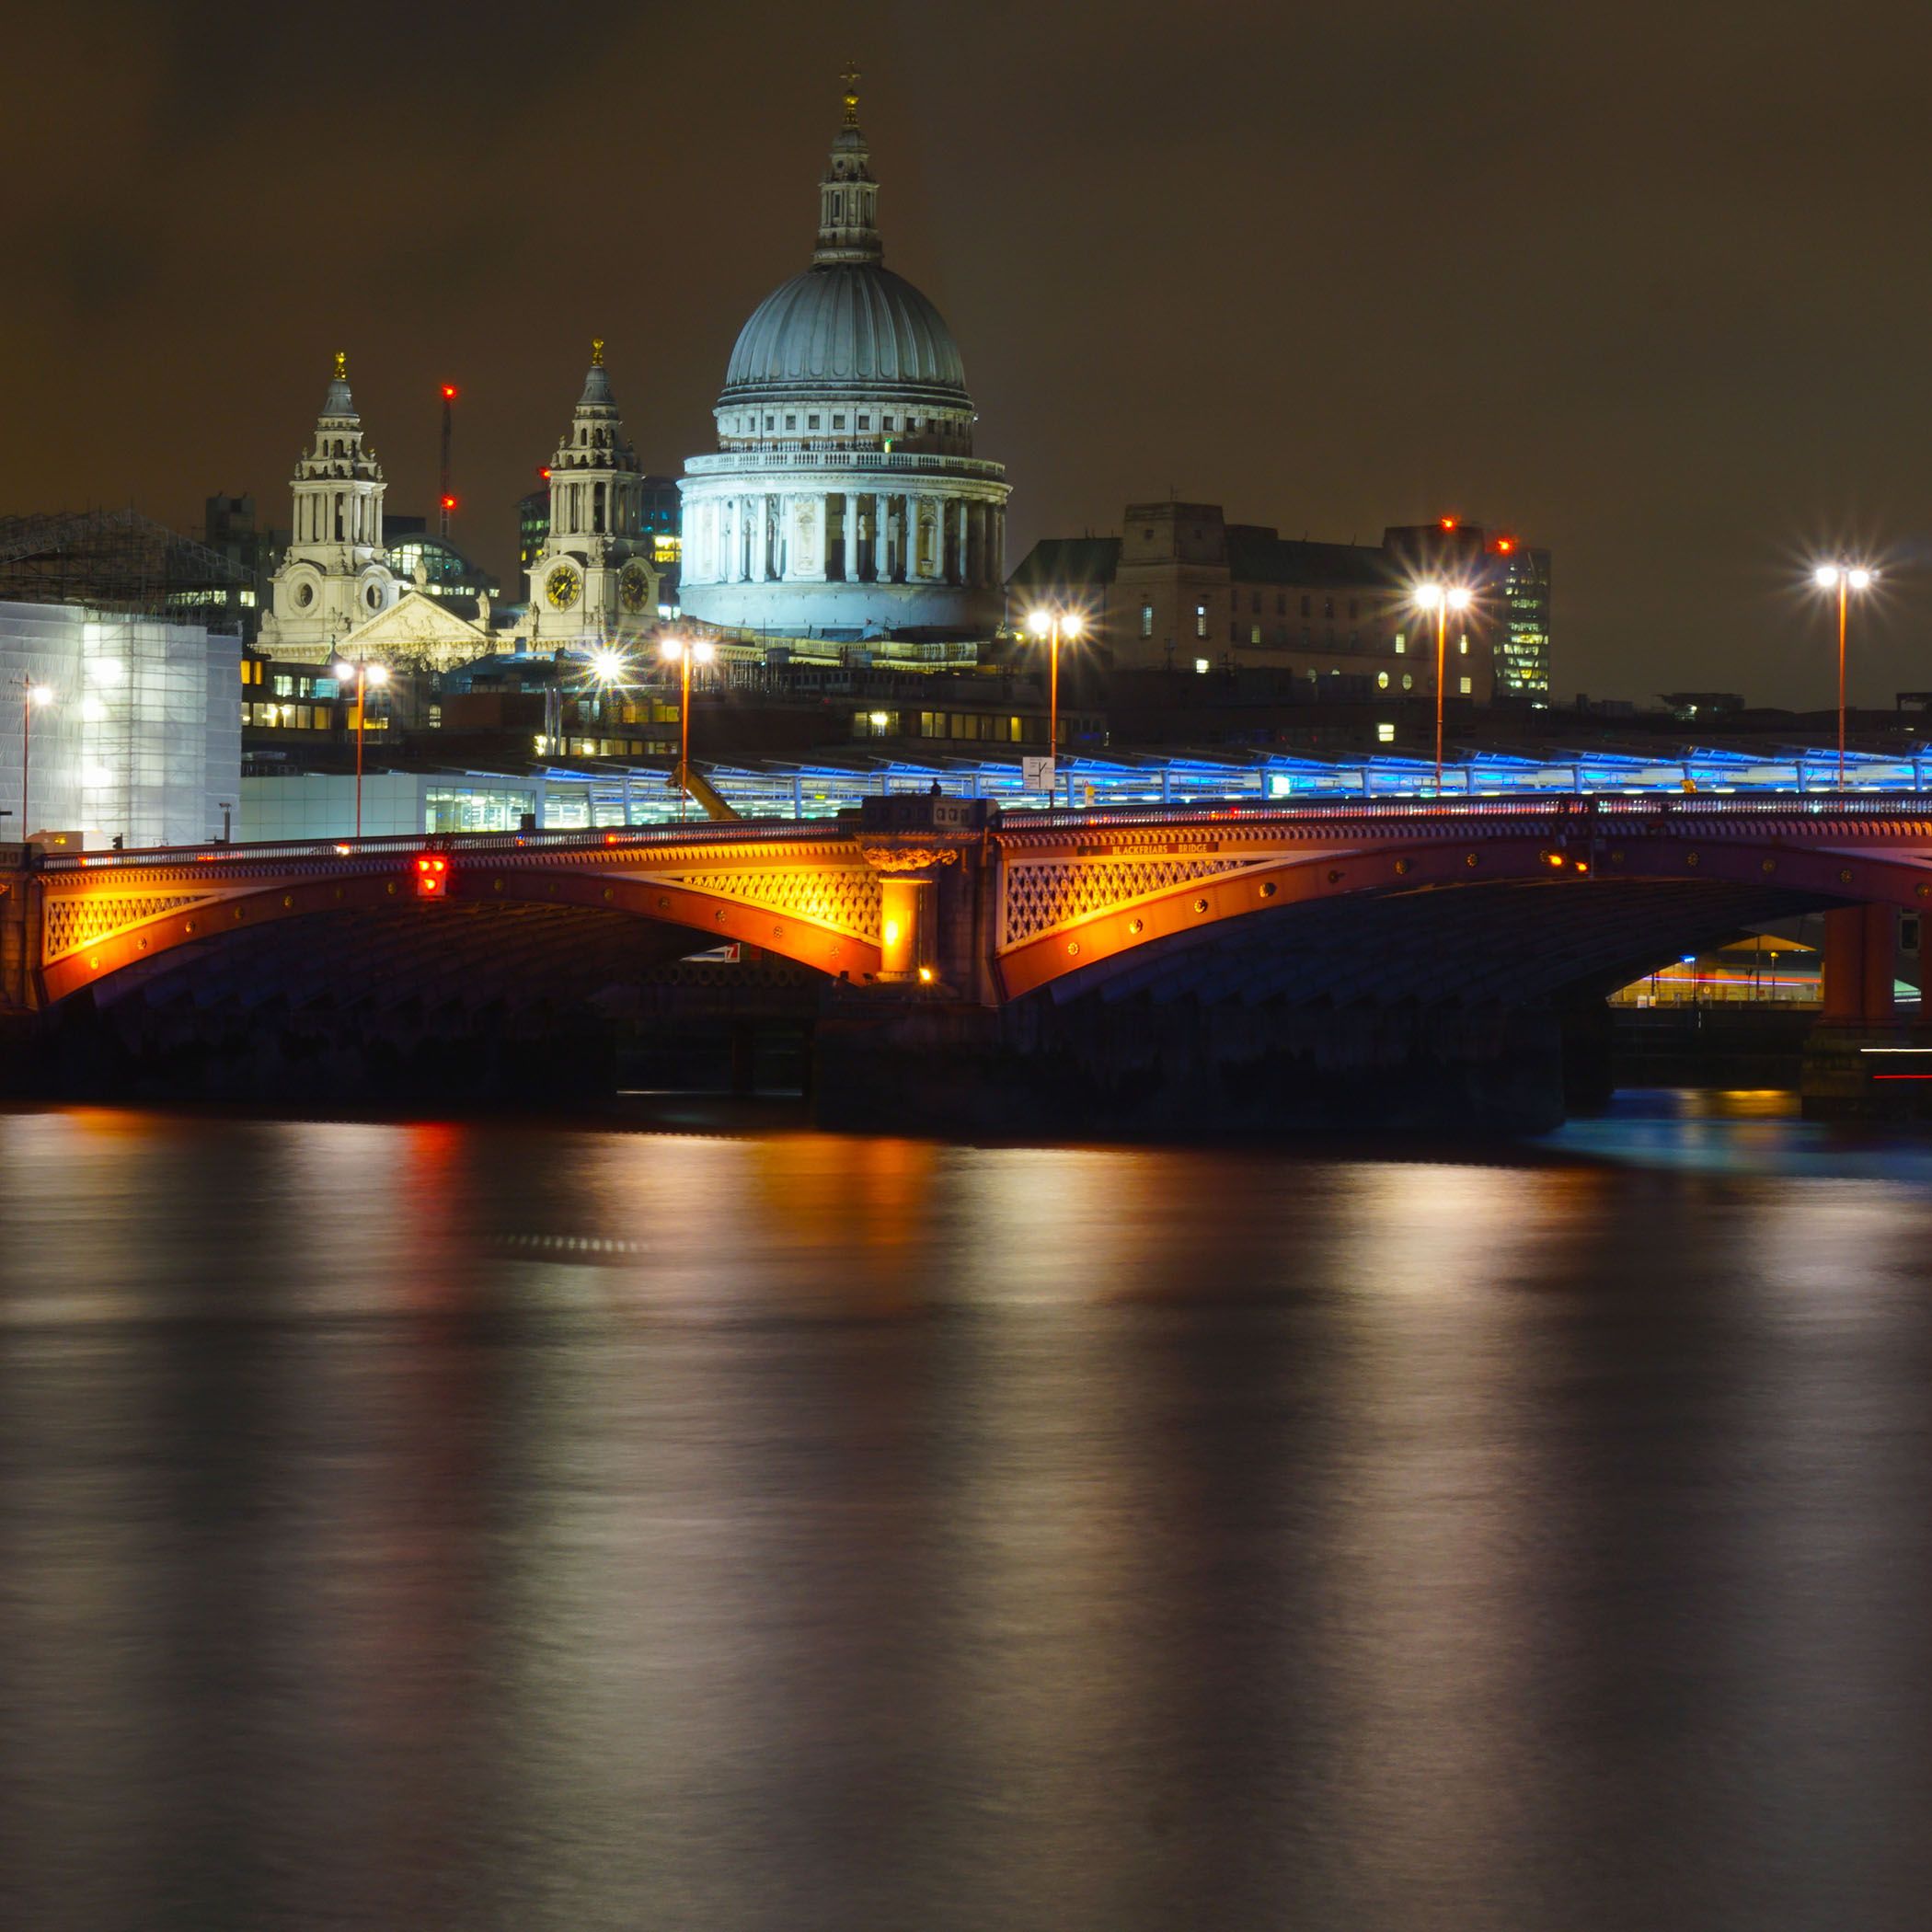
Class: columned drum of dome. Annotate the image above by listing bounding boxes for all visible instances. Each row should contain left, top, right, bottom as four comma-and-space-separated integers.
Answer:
679, 84, 1010, 640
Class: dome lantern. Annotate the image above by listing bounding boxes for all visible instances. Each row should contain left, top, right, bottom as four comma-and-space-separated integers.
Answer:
679, 76, 1010, 642
814, 63, 882, 267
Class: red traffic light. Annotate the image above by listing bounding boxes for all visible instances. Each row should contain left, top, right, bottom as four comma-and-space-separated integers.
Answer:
413, 854, 449, 898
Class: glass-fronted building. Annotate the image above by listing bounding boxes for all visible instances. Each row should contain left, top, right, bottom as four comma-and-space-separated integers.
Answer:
240, 768, 695, 840
380, 516, 500, 616
242, 771, 540, 840
1490, 541, 1552, 700
516, 489, 550, 575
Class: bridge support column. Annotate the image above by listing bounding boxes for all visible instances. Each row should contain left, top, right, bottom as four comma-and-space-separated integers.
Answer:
1821, 904, 1894, 1024
1805, 903, 1926, 1119
0, 853, 30, 1015
857, 793, 1001, 998
878, 876, 932, 983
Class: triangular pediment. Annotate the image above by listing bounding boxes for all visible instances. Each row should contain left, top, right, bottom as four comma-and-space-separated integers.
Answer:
348, 591, 500, 669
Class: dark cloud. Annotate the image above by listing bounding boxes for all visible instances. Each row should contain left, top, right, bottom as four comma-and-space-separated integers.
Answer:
5, 0, 1932, 705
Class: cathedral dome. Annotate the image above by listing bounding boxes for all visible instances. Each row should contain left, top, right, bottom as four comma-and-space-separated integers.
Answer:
720, 261, 969, 410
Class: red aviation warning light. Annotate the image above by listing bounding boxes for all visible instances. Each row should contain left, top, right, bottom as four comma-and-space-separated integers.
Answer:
441, 384, 457, 400
414, 854, 449, 899
1439, 515, 1458, 532
440, 494, 457, 512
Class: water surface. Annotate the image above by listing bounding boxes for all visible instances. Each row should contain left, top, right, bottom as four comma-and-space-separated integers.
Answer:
2, 1095, 1929, 1929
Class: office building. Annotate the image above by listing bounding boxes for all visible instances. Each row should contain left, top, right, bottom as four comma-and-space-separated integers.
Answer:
1009, 503, 1501, 704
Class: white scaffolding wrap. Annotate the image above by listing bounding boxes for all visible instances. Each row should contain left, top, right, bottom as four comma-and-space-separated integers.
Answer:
0, 602, 240, 847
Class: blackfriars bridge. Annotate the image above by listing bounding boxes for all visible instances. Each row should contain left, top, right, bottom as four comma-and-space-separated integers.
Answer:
3, 792, 1926, 1129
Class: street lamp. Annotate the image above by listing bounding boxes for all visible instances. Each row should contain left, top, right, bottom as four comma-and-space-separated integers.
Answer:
659, 634, 715, 820
14, 677, 53, 836
1812, 562, 1877, 788
1412, 582, 1473, 788
583, 646, 630, 731
1027, 606, 1086, 801
331, 658, 390, 838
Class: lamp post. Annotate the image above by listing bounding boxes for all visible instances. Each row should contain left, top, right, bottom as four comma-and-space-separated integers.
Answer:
574, 645, 629, 735
1412, 583, 1473, 788
1027, 606, 1085, 802
331, 659, 390, 838
659, 634, 715, 821
1812, 563, 1876, 788
14, 677, 53, 835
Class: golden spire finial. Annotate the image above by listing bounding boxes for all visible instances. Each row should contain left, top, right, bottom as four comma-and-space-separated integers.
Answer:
591, 337, 604, 367
332, 349, 348, 383
840, 58, 860, 126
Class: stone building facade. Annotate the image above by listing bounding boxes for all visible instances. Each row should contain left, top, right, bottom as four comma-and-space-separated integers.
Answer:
1009, 503, 1501, 704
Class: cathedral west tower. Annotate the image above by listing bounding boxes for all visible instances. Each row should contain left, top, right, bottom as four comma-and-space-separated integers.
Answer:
527, 340, 661, 648
259, 352, 398, 661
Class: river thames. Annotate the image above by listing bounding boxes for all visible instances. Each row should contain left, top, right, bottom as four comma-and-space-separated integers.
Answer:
2, 1094, 1929, 1929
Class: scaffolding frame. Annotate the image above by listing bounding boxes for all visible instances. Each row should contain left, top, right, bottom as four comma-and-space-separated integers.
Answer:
0, 507, 247, 625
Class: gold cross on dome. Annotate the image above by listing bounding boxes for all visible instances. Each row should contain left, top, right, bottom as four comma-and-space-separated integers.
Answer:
333, 350, 347, 382
841, 59, 860, 125
591, 337, 604, 366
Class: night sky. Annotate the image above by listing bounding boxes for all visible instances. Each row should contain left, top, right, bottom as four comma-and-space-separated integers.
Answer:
7, 0, 1932, 708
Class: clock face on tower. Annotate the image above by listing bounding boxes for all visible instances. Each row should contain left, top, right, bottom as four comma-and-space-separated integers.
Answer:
546, 564, 582, 611
619, 562, 651, 613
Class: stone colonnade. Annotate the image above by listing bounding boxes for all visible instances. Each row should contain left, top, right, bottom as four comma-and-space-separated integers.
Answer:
695, 490, 1006, 590
295, 488, 382, 546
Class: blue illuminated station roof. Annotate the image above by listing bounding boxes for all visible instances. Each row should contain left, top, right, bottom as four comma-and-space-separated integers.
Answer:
518, 744, 1932, 824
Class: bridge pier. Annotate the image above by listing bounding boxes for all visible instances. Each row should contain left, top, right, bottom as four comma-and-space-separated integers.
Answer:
813, 992, 1571, 1139
1820, 903, 1896, 1025
877, 875, 935, 982
1801, 904, 1932, 1118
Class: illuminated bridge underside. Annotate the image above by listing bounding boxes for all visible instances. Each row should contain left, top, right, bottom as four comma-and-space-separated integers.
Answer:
22, 801, 1932, 1018
86, 904, 707, 1022
994, 811, 1932, 1002
1059, 881, 1823, 1010
36, 834, 883, 1006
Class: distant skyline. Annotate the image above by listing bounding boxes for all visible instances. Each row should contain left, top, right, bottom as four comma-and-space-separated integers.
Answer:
6, 0, 1932, 706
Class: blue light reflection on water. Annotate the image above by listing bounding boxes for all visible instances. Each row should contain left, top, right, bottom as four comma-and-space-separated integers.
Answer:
1547, 1087, 1932, 1184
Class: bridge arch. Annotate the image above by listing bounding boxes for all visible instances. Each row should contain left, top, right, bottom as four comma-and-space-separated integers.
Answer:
35, 849, 883, 1007
995, 815, 1932, 1004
